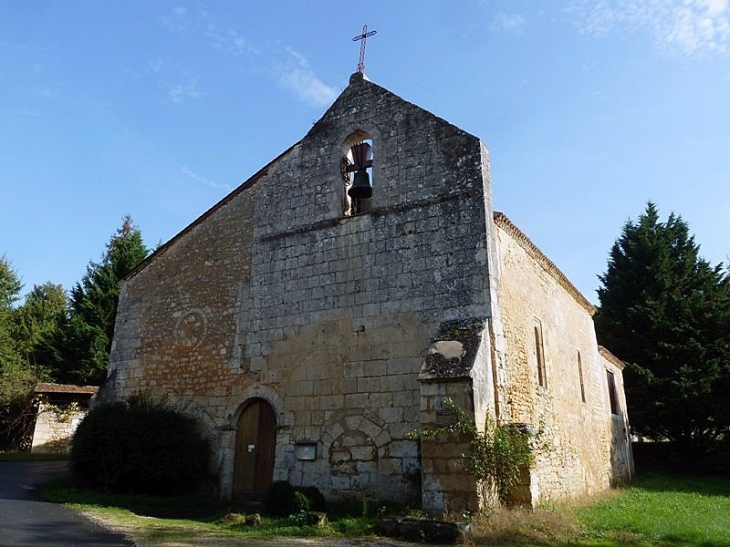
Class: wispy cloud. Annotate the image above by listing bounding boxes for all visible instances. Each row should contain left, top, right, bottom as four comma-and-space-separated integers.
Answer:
147, 59, 164, 74
570, 0, 730, 56
161, 6, 190, 34
490, 11, 526, 32
182, 166, 231, 191
9, 108, 41, 118
31, 86, 67, 102
142, 58, 202, 105
2, 42, 42, 53
200, 10, 258, 57
158, 7, 335, 108
169, 72, 202, 104
274, 49, 339, 108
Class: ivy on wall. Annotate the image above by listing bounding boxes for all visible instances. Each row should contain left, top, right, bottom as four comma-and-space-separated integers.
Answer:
411, 398, 539, 504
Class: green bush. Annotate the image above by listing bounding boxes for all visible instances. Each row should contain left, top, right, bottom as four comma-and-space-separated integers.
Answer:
292, 490, 311, 513
263, 481, 295, 516
300, 485, 326, 511
70, 393, 211, 495
263, 481, 326, 516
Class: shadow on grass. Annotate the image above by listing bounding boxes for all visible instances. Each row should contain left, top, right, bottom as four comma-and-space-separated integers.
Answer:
631, 472, 730, 497
40, 473, 225, 520
39, 474, 381, 540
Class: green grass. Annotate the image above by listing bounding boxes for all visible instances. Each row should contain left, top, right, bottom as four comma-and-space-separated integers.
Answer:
0, 451, 69, 462
39, 472, 730, 546
450, 473, 730, 546
575, 473, 730, 547
39, 473, 384, 544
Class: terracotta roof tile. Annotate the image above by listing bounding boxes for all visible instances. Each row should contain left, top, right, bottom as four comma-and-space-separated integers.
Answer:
598, 346, 625, 370
494, 211, 596, 315
35, 383, 99, 395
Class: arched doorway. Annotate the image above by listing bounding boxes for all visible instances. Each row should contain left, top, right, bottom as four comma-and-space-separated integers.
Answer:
233, 398, 277, 497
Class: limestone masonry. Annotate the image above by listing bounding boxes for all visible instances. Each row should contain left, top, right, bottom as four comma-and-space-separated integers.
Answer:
106, 72, 633, 513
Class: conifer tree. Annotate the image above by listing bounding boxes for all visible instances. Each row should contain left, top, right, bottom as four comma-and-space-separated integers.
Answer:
596, 202, 730, 467
44, 217, 149, 384
14, 282, 67, 368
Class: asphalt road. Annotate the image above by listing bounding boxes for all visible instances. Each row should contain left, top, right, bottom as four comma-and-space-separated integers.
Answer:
0, 461, 134, 547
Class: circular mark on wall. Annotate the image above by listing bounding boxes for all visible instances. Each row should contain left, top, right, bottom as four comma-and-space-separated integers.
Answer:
176, 309, 207, 349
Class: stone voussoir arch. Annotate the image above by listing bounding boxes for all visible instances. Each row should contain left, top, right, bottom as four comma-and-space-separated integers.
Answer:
333, 123, 385, 166
321, 412, 393, 459
224, 384, 290, 431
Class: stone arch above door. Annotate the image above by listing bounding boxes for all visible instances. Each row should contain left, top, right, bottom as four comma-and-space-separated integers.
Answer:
225, 384, 289, 429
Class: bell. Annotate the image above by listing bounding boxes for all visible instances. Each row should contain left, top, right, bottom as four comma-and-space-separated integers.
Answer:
348, 169, 372, 199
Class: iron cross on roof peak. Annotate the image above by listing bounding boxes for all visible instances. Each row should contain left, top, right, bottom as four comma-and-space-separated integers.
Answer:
352, 24, 377, 74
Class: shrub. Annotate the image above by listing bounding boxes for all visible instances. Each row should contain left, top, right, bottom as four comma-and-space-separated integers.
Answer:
263, 481, 326, 516
70, 393, 211, 495
292, 490, 311, 513
300, 485, 326, 511
263, 481, 295, 516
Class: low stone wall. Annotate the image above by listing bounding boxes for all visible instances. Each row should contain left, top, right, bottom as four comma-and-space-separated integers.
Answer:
31, 402, 86, 454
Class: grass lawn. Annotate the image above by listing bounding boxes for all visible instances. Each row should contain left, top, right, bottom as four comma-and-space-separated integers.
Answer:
39, 474, 384, 544
574, 473, 730, 547
40, 472, 730, 546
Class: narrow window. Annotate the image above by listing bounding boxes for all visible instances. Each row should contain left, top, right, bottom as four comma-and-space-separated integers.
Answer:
342, 138, 373, 216
533, 319, 546, 388
606, 370, 618, 415
577, 351, 586, 403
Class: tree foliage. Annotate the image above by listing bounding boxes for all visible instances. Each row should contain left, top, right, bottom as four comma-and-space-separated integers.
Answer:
0, 255, 23, 369
42, 217, 148, 384
0, 256, 39, 450
595, 202, 730, 467
0, 364, 39, 451
0, 218, 148, 448
13, 282, 67, 368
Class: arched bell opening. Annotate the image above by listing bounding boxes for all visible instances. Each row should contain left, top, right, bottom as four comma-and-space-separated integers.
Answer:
341, 131, 374, 216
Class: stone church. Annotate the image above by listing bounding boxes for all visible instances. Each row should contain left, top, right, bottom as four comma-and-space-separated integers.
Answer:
106, 72, 633, 513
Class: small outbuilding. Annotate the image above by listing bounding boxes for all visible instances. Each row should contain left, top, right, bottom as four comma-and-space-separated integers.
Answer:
31, 383, 98, 454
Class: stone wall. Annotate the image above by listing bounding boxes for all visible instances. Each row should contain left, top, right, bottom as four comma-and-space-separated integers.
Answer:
494, 213, 633, 503
418, 319, 496, 513
109, 73, 497, 505
599, 347, 634, 484
31, 402, 87, 454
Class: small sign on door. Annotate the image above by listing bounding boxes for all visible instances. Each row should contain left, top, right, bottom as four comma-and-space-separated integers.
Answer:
248, 444, 255, 452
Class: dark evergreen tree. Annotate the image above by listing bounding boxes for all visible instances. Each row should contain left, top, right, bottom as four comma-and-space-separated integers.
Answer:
13, 282, 67, 369
596, 202, 730, 468
43, 217, 149, 384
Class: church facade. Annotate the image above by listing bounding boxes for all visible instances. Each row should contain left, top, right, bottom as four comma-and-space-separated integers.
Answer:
106, 73, 633, 512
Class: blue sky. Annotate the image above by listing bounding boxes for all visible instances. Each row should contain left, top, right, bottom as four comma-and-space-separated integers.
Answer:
2, 1, 729, 303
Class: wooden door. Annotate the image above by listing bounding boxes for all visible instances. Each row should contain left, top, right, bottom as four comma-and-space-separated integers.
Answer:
233, 399, 277, 496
